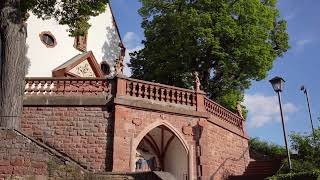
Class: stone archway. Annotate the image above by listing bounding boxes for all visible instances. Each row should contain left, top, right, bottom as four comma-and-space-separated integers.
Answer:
131, 121, 191, 180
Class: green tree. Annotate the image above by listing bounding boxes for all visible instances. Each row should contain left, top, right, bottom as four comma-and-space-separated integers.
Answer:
0, 0, 108, 128
129, 0, 289, 113
284, 128, 320, 172
249, 138, 286, 159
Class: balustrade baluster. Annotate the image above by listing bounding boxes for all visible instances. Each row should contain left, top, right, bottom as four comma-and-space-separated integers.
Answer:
142, 84, 146, 98
146, 84, 151, 99
180, 91, 183, 104
33, 81, 40, 94
126, 81, 131, 95
182, 92, 187, 105
155, 86, 159, 100
44, 81, 52, 94
25, 81, 33, 94
174, 90, 178, 103
51, 81, 57, 94
82, 81, 89, 95
163, 89, 167, 102
71, 81, 78, 94
159, 88, 163, 101
186, 93, 191, 106
38, 81, 46, 94
148, 85, 153, 99
138, 83, 143, 98
78, 81, 84, 94
91, 81, 98, 95
132, 82, 137, 97
56, 81, 64, 95
168, 90, 172, 103
64, 81, 71, 94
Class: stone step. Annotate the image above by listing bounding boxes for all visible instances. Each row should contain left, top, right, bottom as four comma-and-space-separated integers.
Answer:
153, 171, 176, 180
228, 160, 282, 180
229, 174, 270, 180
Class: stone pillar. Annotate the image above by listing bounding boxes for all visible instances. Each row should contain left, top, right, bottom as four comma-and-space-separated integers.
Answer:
130, 137, 135, 172
112, 105, 131, 172
116, 75, 127, 97
198, 118, 209, 179
189, 145, 195, 180
196, 91, 206, 112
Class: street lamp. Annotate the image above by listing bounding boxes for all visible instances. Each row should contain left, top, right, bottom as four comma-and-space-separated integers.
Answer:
269, 76, 292, 170
300, 85, 316, 138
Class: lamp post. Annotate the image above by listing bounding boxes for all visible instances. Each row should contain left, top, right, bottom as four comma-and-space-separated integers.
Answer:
300, 86, 316, 138
269, 76, 292, 170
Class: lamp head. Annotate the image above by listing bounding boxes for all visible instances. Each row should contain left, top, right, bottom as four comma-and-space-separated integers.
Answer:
269, 76, 285, 92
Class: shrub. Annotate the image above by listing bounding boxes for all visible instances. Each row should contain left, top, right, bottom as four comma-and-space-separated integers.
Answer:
266, 170, 320, 180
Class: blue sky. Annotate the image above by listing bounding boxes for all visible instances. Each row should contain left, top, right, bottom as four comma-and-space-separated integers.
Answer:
110, 0, 320, 145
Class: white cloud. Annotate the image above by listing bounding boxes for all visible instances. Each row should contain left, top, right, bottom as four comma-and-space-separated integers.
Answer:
123, 32, 144, 76
284, 13, 295, 21
123, 45, 143, 76
291, 39, 312, 54
244, 94, 298, 128
123, 32, 141, 49
296, 39, 311, 46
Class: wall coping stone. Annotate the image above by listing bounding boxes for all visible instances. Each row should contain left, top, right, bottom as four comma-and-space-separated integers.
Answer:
23, 95, 112, 106
114, 96, 209, 118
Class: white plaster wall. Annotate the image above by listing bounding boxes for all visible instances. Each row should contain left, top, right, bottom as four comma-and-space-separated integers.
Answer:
26, 4, 121, 77
88, 4, 121, 73
164, 138, 188, 180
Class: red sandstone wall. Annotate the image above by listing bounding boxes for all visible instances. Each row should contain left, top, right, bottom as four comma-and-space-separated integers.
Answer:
19, 104, 249, 179
21, 106, 113, 171
201, 117, 250, 179
113, 105, 249, 179
0, 129, 52, 178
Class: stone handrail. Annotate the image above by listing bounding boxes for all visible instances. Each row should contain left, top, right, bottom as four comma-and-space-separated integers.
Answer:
24, 76, 244, 129
120, 76, 197, 107
204, 97, 243, 128
24, 78, 112, 96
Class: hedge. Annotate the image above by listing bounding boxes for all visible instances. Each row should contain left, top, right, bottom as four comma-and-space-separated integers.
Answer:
266, 170, 320, 180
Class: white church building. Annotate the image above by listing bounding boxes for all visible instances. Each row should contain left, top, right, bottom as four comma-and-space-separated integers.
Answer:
26, 3, 124, 78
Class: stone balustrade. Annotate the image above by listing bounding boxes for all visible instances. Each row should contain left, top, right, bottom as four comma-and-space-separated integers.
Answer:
24, 78, 112, 96
123, 77, 197, 107
24, 76, 244, 129
204, 97, 243, 128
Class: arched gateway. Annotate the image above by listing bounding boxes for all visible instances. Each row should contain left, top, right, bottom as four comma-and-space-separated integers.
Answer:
130, 121, 190, 180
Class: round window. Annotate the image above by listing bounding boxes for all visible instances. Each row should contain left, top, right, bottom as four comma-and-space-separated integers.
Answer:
39, 31, 57, 48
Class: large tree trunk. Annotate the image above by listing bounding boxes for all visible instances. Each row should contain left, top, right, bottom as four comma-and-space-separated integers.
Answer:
0, 0, 27, 129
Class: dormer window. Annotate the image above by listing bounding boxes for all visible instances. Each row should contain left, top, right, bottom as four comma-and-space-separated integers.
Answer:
39, 31, 57, 48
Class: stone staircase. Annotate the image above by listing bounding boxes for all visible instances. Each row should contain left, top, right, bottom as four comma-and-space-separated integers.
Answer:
96, 171, 176, 180
153, 171, 176, 180
229, 160, 282, 180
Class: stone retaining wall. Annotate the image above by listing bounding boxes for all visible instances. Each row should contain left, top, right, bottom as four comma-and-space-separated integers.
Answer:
21, 106, 114, 172
0, 129, 56, 179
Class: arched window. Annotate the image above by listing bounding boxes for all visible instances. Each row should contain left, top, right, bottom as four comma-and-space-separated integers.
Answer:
101, 61, 111, 76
